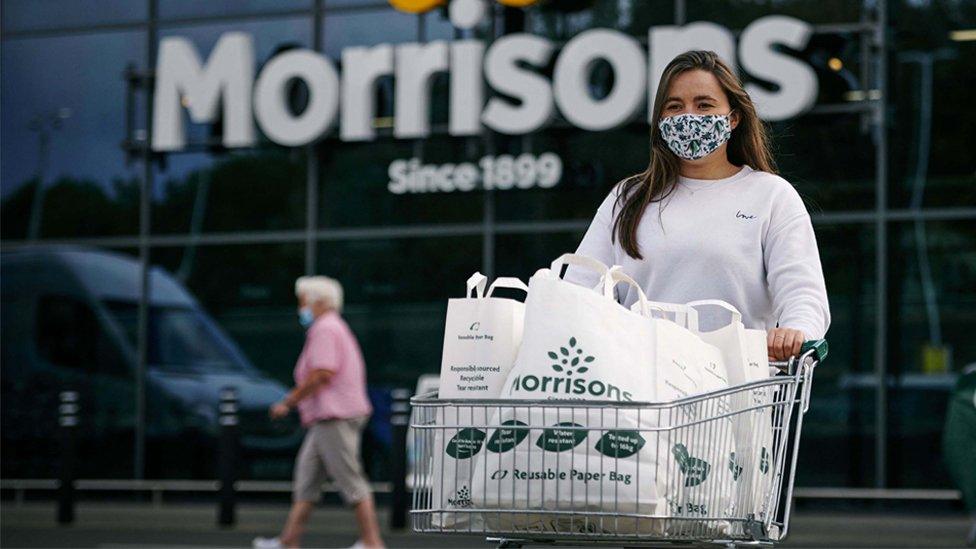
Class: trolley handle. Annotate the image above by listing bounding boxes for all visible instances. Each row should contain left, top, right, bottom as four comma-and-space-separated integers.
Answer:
776, 338, 826, 417
771, 339, 829, 375
801, 338, 829, 362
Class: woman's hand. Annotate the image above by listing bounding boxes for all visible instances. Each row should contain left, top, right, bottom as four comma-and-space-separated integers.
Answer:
767, 327, 805, 361
269, 401, 291, 420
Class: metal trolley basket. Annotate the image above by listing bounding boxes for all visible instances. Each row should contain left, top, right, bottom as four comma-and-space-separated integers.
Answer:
410, 341, 827, 548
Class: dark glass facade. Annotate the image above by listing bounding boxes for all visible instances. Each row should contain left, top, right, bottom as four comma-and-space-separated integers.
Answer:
2, 0, 974, 494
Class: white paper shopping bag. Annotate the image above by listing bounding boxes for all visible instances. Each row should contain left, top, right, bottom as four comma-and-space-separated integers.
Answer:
627, 296, 736, 534
433, 272, 528, 528
687, 299, 773, 522
439, 272, 528, 399
472, 256, 666, 535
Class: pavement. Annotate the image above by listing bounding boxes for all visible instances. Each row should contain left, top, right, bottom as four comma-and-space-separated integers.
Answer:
1, 501, 973, 548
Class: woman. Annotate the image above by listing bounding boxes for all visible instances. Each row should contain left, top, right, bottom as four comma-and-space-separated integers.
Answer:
254, 276, 384, 549
565, 50, 829, 359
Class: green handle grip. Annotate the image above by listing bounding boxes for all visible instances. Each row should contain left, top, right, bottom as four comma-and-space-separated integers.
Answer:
800, 339, 828, 362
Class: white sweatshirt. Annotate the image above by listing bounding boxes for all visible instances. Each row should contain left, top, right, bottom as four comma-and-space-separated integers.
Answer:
564, 164, 831, 340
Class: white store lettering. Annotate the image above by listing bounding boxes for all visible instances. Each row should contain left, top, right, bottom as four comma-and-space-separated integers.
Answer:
151, 11, 817, 152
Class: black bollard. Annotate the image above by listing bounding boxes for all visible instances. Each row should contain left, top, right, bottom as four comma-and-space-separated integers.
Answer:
390, 388, 412, 530
57, 390, 79, 525
217, 387, 239, 527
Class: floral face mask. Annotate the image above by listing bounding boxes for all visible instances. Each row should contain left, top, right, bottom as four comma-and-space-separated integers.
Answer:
657, 112, 733, 160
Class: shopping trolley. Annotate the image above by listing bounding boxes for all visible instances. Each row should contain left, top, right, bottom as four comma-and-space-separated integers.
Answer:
410, 340, 827, 548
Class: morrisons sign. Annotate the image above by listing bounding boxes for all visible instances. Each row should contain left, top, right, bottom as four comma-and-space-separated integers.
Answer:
151, 1, 818, 151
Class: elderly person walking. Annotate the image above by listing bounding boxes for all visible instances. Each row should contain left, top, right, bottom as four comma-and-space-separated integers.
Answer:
254, 276, 384, 549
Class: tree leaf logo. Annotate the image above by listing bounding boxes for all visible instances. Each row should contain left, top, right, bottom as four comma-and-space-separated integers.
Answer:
759, 446, 770, 474
729, 452, 743, 481
672, 443, 711, 487
486, 419, 529, 453
535, 422, 588, 452
595, 430, 646, 458
548, 336, 594, 375
445, 428, 486, 459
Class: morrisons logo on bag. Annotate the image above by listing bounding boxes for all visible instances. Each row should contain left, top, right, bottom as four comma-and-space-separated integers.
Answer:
508, 337, 633, 401
446, 486, 473, 508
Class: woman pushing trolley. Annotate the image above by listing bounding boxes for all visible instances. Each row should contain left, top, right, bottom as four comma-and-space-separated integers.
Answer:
411, 50, 831, 548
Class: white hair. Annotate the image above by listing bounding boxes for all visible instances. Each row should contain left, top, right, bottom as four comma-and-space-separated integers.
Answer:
295, 276, 344, 312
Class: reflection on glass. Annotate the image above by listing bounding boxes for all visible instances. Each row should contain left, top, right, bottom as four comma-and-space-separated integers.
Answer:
1, 246, 139, 479
1, 31, 146, 239
322, 9, 419, 59
771, 113, 877, 211
889, 221, 976, 374
153, 149, 307, 234
494, 232, 585, 281
147, 244, 306, 382
319, 137, 484, 227
142, 244, 305, 479
105, 302, 253, 374
424, 9, 457, 41
324, 0, 397, 9
528, 0, 676, 38
887, 221, 976, 488
795, 223, 877, 487
686, 0, 862, 27
1, 0, 146, 32
889, 44, 976, 208
494, 127, 648, 222
318, 236, 482, 385
159, 0, 311, 20
158, 16, 312, 53
36, 296, 105, 374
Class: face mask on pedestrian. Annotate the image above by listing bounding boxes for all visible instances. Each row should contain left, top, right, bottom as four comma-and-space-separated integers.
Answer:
657, 111, 734, 160
298, 307, 315, 328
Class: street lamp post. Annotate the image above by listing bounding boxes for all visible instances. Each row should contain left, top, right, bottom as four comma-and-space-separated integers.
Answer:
26, 108, 72, 241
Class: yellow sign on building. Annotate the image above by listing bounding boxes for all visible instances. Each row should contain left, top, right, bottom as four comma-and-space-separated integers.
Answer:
389, 0, 540, 14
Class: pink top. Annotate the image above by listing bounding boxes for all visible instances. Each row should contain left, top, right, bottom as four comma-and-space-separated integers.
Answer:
293, 311, 372, 426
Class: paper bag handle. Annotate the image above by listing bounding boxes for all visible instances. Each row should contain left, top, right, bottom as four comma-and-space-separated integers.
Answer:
486, 277, 529, 297
466, 272, 488, 298
467, 273, 529, 299
630, 300, 700, 330
603, 266, 651, 316
601, 267, 698, 329
687, 299, 743, 324
550, 253, 612, 295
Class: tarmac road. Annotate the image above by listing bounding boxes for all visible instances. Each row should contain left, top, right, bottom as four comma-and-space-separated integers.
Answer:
1, 502, 972, 548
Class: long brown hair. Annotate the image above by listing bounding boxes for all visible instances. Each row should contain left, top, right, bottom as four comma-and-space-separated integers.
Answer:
611, 50, 778, 259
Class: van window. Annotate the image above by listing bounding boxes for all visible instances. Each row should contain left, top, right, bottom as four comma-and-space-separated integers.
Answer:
34, 295, 129, 377
104, 300, 252, 374
35, 295, 100, 372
